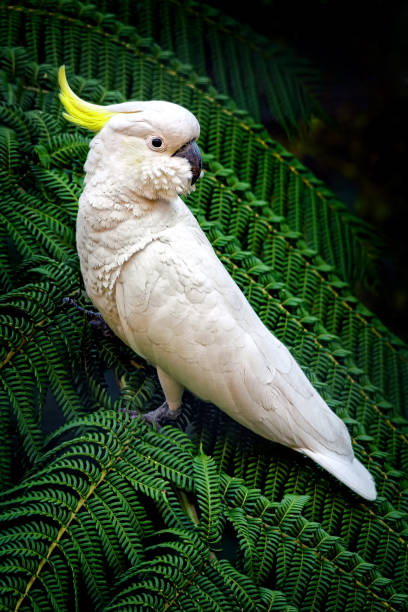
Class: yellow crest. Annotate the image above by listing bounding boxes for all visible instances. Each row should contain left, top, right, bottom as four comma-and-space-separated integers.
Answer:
58, 66, 117, 131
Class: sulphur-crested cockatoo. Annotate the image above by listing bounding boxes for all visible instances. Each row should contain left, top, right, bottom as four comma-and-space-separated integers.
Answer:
59, 66, 376, 501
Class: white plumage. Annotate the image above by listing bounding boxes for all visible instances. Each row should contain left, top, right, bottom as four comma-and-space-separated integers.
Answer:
60, 68, 376, 501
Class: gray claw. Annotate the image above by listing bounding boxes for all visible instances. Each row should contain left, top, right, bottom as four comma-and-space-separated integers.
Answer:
121, 401, 182, 430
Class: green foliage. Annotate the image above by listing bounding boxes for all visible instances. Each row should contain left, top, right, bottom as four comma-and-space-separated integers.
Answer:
96, 0, 324, 134
0, 414, 406, 611
0, 0, 380, 286
0, 1, 407, 610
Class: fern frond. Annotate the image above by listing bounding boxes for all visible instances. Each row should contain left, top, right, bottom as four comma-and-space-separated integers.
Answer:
1, 419, 405, 610
111, 0, 323, 133
193, 450, 224, 549
0, 2, 380, 285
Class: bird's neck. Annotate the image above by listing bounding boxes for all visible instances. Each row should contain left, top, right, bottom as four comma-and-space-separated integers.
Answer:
83, 149, 156, 220
76, 177, 187, 298
77, 136, 193, 297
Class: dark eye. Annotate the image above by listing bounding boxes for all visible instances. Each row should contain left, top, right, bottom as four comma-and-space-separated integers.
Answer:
146, 135, 166, 152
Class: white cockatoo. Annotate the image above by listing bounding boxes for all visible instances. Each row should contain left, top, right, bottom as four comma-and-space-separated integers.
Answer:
59, 66, 376, 500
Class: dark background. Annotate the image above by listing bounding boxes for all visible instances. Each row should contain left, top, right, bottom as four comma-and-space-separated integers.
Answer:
217, 0, 408, 341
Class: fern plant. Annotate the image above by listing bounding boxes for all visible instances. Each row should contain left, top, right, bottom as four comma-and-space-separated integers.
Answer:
95, 0, 325, 134
0, 1, 407, 610
0, 0, 380, 286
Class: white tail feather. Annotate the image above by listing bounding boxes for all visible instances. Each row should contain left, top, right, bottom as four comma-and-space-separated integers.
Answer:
298, 448, 377, 500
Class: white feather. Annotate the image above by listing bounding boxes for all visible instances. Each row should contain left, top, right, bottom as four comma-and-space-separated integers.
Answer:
113, 208, 376, 500
76, 101, 377, 501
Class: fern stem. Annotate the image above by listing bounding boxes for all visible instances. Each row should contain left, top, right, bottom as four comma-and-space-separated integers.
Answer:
178, 490, 217, 560
14, 468, 109, 611
178, 490, 200, 525
0, 322, 46, 371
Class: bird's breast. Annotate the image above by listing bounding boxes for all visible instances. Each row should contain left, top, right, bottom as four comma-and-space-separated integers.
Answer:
75, 190, 194, 342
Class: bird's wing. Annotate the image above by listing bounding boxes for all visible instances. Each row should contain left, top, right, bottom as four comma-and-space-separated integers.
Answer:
115, 221, 351, 458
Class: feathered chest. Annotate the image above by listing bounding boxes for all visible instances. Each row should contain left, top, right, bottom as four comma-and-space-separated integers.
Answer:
77, 200, 139, 297
75, 188, 190, 300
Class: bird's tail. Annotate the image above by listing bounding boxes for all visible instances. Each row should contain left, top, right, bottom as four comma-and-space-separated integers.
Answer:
299, 448, 377, 500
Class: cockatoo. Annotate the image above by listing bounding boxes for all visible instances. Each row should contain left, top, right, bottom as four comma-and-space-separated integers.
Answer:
59, 66, 376, 501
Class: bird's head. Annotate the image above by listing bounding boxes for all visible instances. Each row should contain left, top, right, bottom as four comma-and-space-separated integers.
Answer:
58, 66, 202, 201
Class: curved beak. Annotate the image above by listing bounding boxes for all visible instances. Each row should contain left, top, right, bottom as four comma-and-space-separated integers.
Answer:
172, 140, 202, 185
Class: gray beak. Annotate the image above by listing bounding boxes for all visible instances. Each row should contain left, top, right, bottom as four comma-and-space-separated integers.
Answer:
172, 140, 202, 185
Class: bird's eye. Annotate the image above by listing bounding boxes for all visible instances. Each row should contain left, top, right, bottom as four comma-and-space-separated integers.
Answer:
147, 136, 166, 152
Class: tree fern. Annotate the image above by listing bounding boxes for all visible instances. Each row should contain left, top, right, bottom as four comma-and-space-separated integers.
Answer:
0, 2, 407, 610
0, 2, 379, 286
1, 415, 406, 610
97, 0, 323, 134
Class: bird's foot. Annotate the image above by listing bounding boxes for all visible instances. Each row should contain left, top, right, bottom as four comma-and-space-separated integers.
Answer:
121, 401, 182, 430
63, 297, 115, 338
